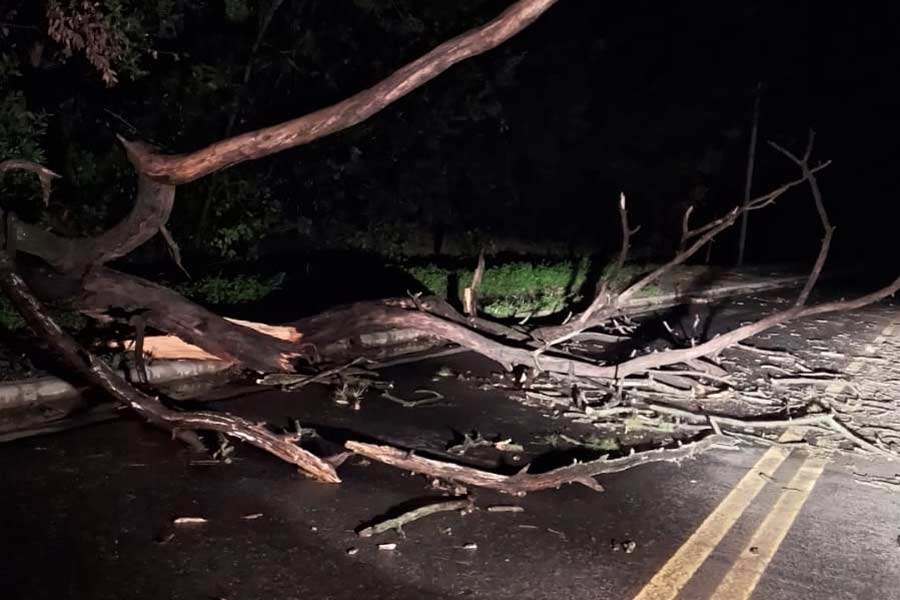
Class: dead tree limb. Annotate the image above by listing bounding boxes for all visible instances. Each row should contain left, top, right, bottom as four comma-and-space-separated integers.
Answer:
610, 274, 898, 378
646, 403, 897, 459
3, 173, 175, 274
346, 434, 729, 496
579, 193, 635, 324
463, 249, 486, 318
2, 157, 302, 372
119, 0, 560, 184
357, 497, 473, 537
532, 163, 830, 345
769, 130, 833, 306
0, 248, 338, 481
20, 264, 312, 372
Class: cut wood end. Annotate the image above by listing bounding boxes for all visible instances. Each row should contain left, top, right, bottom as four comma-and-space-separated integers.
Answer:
225, 317, 303, 342
111, 335, 228, 362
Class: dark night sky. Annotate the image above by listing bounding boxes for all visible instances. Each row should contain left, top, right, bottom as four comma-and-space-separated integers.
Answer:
499, 1, 898, 269
365, 0, 899, 271
289, 0, 898, 269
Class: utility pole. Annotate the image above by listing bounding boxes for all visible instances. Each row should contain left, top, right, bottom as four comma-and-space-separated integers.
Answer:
737, 82, 763, 266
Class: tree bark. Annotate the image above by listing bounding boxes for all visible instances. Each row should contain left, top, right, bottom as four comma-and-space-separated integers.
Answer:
6, 174, 175, 274
20, 263, 312, 372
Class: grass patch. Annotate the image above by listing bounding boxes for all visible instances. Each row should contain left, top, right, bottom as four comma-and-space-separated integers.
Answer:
403, 258, 586, 318
403, 257, 661, 318
176, 272, 285, 305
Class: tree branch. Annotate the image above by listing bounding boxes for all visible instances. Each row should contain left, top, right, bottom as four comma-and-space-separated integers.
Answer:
3, 167, 176, 274
532, 163, 829, 344
346, 434, 728, 495
119, 0, 560, 184
0, 250, 338, 480
769, 131, 832, 306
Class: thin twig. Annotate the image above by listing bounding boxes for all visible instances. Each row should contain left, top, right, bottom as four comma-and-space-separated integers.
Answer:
357, 497, 473, 537
769, 131, 833, 306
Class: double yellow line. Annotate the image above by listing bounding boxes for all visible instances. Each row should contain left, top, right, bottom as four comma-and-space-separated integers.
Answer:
633, 317, 895, 600
632, 432, 826, 600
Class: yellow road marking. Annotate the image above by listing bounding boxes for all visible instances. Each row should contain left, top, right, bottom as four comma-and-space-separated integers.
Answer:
631, 316, 895, 600
630, 442, 793, 600
709, 456, 827, 600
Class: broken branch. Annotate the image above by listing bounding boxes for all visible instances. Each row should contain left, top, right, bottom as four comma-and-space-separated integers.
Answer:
120, 0, 560, 184
357, 497, 473, 537
346, 434, 729, 496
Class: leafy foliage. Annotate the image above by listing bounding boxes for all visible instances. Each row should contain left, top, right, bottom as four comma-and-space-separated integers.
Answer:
46, 0, 159, 85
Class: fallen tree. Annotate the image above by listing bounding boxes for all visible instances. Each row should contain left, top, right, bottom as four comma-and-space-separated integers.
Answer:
1, 0, 898, 493
3, 0, 562, 375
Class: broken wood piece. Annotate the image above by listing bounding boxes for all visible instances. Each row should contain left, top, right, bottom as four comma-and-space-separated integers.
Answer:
112, 317, 303, 363
486, 505, 525, 513
357, 497, 473, 537
463, 249, 486, 318
173, 517, 208, 525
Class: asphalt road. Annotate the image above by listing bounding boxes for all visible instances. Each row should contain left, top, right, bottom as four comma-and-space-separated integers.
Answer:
2, 289, 899, 600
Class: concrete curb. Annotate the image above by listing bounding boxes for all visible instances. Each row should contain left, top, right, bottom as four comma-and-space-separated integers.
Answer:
0, 359, 231, 411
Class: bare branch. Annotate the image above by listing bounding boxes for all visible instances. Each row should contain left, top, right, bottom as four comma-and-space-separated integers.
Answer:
605, 274, 900, 378
346, 434, 727, 495
769, 131, 833, 306
579, 192, 632, 324
357, 497, 473, 537
532, 163, 831, 346
159, 223, 190, 279
120, 0, 560, 184
678, 204, 694, 252
463, 249, 486, 318
4, 171, 176, 274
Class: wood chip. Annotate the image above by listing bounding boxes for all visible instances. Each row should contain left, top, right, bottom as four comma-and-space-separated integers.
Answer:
486, 505, 525, 513
173, 517, 208, 525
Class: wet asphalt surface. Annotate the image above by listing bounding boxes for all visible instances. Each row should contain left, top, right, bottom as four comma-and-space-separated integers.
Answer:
2, 288, 900, 600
